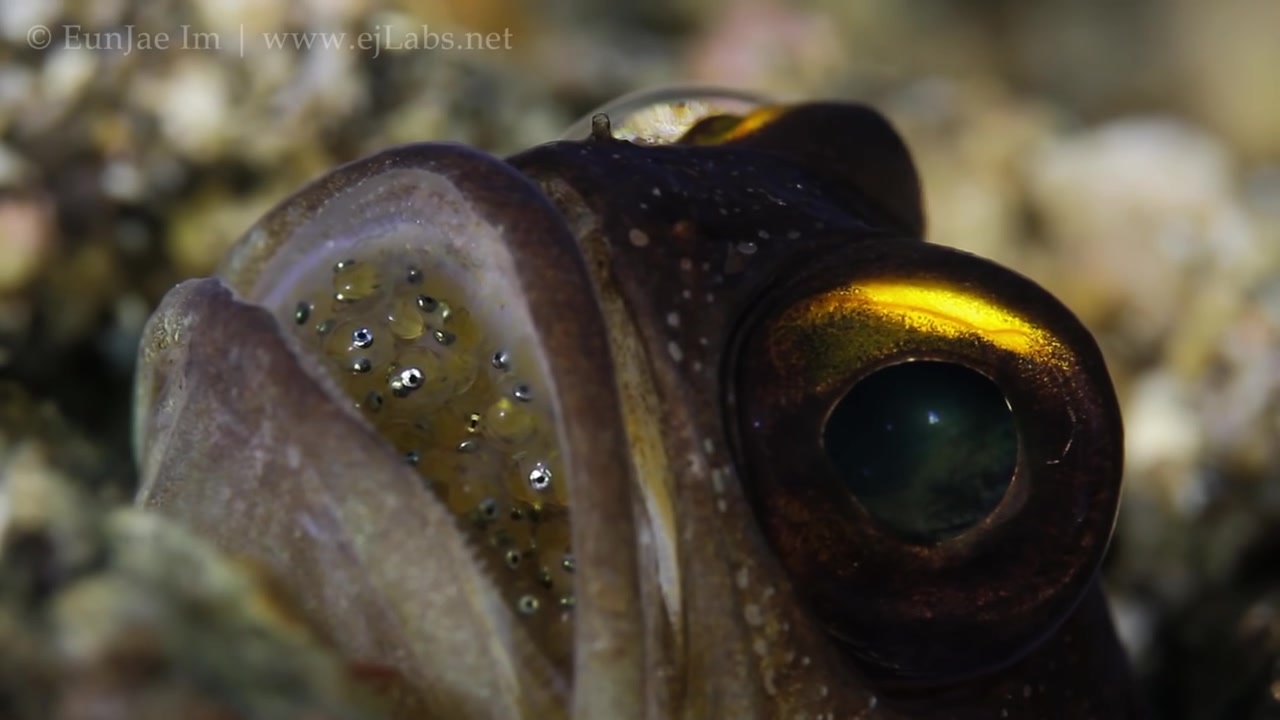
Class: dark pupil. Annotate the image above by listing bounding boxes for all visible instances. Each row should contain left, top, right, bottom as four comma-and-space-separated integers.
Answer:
823, 361, 1017, 544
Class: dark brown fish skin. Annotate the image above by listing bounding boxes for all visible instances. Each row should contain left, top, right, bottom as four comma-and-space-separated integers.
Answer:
507, 103, 1141, 718
134, 101, 1141, 718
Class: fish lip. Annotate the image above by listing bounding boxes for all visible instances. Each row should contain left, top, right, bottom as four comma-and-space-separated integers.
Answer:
136, 142, 652, 719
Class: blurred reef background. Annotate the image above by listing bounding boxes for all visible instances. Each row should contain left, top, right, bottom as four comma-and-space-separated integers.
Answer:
0, 0, 1278, 717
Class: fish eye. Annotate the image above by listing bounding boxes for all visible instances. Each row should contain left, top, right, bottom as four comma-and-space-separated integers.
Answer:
824, 360, 1017, 545
727, 243, 1124, 686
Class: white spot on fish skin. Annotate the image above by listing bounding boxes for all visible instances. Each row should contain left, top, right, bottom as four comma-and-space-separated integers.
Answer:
787, 230, 800, 240
736, 565, 749, 589
666, 311, 680, 328
698, 336, 709, 346
628, 228, 650, 247
651, 186, 662, 197
692, 360, 704, 373
681, 289, 693, 300
684, 452, 708, 479
757, 229, 770, 240
285, 444, 301, 469
703, 438, 714, 454
744, 603, 763, 626
716, 498, 728, 513
705, 292, 715, 304
762, 668, 777, 696
711, 467, 727, 494
753, 638, 768, 657
667, 341, 684, 362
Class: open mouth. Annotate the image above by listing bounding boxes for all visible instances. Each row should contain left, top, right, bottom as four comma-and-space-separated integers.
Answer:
237, 164, 577, 677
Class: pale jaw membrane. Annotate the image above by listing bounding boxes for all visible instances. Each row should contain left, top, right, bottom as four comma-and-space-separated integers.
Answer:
559, 84, 773, 144
237, 169, 575, 673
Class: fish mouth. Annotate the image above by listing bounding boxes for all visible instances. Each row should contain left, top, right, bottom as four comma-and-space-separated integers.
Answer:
136, 142, 649, 718
226, 159, 582, 678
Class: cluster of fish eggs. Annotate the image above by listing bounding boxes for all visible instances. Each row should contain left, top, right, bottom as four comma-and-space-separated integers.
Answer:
281, 252, 575, 667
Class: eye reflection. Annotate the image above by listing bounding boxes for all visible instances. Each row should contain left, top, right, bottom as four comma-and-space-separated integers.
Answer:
823, 361, 1017, 544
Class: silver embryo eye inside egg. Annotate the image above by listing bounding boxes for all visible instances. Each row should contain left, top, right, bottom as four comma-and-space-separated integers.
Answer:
245, 185, 576, 670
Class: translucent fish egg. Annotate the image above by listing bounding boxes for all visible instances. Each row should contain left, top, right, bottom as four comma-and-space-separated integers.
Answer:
332, 259, 382, 302
386, 295, 426, 339
274, 243, 573, 671
484, 397, 537, 448
322, 319, 395, 372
